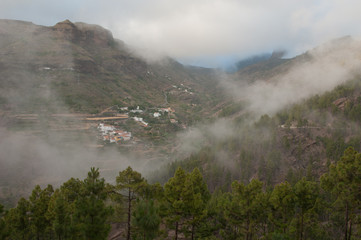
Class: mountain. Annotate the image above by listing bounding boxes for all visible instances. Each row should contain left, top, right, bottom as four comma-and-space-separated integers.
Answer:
0, 19, 232, 206
2, 19, 361, 208
0, 19, 226, 119
152, 36, 361, 189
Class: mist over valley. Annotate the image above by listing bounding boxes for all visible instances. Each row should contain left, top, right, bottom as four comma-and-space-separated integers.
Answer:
1, 5, 361, 238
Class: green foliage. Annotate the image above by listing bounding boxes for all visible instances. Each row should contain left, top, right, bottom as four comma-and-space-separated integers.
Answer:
182, 168, 210, 239
115, 166, 147, 240
163, 167, 187, 239
163, 167, 210, 239
293, 178, 319, 240
29, 184, 54, 239
132, 199, 161, 240
321, 147, 361, 240
74, 167, 112, 240
5, 197, 31, 239
269, 181, 295, 235
219, 103, 244, 117
2, 151, 361, 240
226, 179, 267, 239
0, 204, 8, 240
47, 189, 73, 240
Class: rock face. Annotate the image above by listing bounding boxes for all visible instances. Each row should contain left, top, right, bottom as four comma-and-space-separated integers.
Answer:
51, 19, 81, 42
75, 22, 114, 47
333, 97, 348, 110
51, 19, 114, 47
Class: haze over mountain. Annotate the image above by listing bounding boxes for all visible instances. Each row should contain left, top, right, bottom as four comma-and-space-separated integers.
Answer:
0, 19, 228, 205
2, 2, 361, 239
2, 0, 361, 67
1, 19, 361, 213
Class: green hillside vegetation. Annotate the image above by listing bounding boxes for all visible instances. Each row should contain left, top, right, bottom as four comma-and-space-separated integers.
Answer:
1, 147, 360, 239
153, 76, 361, 190
2, 19, 361, 239
0, 19, 227, 124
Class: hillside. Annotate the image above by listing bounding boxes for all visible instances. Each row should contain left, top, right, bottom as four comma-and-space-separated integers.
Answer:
153, 37, 361, 191
0, 19, 226, 119
2, 19, 361, 211
0, 19, 231, 207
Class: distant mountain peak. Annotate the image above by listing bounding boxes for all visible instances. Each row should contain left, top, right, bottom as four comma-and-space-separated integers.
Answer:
51, 19, 114, 46
270, 50, 286, 59
51, 19, 80, 41
52, 19, 77, 30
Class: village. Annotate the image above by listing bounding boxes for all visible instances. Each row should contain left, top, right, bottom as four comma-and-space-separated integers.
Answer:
95, 105, 177, 144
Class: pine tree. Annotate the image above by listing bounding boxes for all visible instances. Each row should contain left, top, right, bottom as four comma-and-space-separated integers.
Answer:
29, 184, 54, 239
75, 167, 112, 240
59, 177, 83, 238
6, 197, 31, 239
132, 199, 161, 240
0, 203, 9, 240
321, 147, 361, 240
115, 166, 147, 240
181, 168, 210, 239
293, 177, 318, 240
226, 179, 266, 240
164, 167, 187, 240
46, 189, 73, 240
269, 181, 295, 238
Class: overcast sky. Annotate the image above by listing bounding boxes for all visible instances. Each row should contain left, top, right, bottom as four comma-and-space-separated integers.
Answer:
1, 0, 361, 67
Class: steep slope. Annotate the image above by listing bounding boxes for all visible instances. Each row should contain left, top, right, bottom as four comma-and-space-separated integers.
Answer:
3, 19, 361, 208
0, 19, 226, 120
152, 37, 361, 189
0, 19, 231, 207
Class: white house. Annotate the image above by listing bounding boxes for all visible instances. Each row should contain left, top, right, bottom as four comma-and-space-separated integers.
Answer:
132, 117, 148, 127
130, 106, 144, 113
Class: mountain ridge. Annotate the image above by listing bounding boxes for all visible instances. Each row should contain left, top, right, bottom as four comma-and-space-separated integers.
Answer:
0, 19, 227, 119
2, 19, 361, 210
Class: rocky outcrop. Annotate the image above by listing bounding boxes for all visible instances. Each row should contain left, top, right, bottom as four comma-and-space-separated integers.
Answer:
333, 97, 348, 110
51, 19, 81, 42
75, 22, 114, 47
51, 20, 114, 47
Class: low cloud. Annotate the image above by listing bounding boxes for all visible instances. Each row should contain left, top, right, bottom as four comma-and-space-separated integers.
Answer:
220, 37, 361, 116
174, 38, 361, 158
2, 1, 361, 66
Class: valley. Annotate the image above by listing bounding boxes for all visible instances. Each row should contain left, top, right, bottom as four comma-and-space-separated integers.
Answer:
2, 1, 361, 238
2, 20, 361, 202
1, 17, 361, 239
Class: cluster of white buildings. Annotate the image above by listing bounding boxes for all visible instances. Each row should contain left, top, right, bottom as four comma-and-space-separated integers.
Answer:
98, 123, 132, 144
130, 106, 144, 113
153, 107, 175, 119
172, 84, 193, 95
117, 105, 176, 125
132, 117, 149, 127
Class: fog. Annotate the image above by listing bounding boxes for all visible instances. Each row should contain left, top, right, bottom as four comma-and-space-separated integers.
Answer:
174, 37, 361, 160
2, 1, 361, 66
2, 17, 361, 206
0, 23, 156, 205
220, 37, 361, 116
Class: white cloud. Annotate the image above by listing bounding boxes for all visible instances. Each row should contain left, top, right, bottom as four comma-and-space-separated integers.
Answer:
1, 0, 361, 65
220, 37, 361, 116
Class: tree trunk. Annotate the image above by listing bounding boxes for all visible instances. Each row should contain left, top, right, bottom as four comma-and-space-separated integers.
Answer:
246, 215, 250, 240
344, 203, 348, 240
348, 219, 352, 240
127, 189, 132, 240
191, 223, 194, 240
300, 211, 304, 240
175, 221, 178, 240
